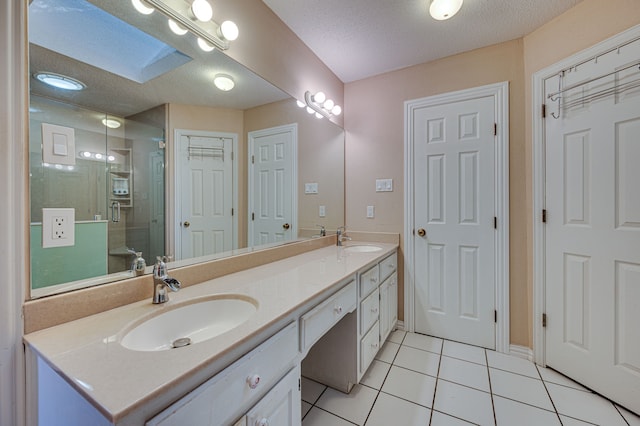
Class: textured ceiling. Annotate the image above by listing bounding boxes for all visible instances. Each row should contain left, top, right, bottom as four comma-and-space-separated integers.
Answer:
262, 0, 583, 82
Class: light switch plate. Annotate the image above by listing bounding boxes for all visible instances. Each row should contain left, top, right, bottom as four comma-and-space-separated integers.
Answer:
319, 205, 326, 217
42, 123, 76, 166
304, 183, 319, 194
42, 208, 75, 248
367, 205, 375, 218
375, 178, 393, 192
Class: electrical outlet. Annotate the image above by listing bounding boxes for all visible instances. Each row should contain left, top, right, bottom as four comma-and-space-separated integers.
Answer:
42, 208, 75, 248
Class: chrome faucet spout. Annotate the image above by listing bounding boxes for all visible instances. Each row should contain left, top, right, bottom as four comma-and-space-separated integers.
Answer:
336, 226, 351, 246
152, 256, 181, 304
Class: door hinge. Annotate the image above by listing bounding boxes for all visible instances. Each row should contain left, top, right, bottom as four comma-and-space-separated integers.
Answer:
542, 313, 547, 328
542, 209, 547, 223
494, 310, 497, 323
251, 212, 255, 221
494, 216, 497, 229
494, 123, 497, 136
542, 104, 546, 118
251, 155, 255, 164
298, 378, 301, 391
231, 208, 234, 216
231, 151, 234, 161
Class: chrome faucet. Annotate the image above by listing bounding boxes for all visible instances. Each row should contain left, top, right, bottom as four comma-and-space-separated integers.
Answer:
336, 226, 351, 246
152, 256, 181, 304
316, 224, 326, 237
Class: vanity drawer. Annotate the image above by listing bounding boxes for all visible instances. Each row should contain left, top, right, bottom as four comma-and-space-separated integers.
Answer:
379, 252, 397, 282
300, 279, 356, 352
360, 288, 379, 334
360, 322, 380, 375
147, 322, 298, 426
359, 264, 379, 299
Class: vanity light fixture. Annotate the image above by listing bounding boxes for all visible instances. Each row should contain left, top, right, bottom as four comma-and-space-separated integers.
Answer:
34, 72, 86, 91
138, 0, 239, 51
79, 151, 117, 162
168, 19, 188, 35
101, 118, 121, 129
213, 74, 235, 91
429, 0, 463, 20
191, 0, 213, 22
197, 37, 215, 52
304, 91, 342, 120
132, 0, 154, 15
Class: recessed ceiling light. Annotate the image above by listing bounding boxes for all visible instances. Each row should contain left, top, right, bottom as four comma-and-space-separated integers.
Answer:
102, 118, 121, 129
214, 74, 235, 91
34, 72, 86, 91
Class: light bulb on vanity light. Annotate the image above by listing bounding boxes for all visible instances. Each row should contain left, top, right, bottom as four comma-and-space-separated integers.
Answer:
323, 99, 335, 110
197, 38, 215, 52
306, 107, 315, 115
219, 21, 239, 41
296, 100, 306, 108
331, 105, 342, 116
131, 0, 154, 15
312, 91, 326, 103
191, 0, 213, 22
168, 19, 188, 35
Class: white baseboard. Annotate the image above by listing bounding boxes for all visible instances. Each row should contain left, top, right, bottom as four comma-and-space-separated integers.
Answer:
509, 344, 534, 362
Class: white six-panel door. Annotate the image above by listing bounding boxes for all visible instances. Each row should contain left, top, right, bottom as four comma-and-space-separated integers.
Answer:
412, 95, 497, 349
543, 40, 640, 413
176, 132, 235, 259
248, 124, 297, 246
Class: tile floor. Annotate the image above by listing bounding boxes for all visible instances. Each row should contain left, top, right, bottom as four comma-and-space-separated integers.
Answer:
301, 331, 640, 426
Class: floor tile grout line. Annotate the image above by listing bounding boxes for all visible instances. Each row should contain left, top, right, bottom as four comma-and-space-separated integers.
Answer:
427, 339, 444, 426
485, 348, 498, 426
310, 405, 360, 425
441, 352, 488, 367
613, 404, 632, 426
430, 409, 480, 425
535, 364, 565, 425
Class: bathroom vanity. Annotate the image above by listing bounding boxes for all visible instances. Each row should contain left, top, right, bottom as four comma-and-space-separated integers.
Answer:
24, 242, 398, 426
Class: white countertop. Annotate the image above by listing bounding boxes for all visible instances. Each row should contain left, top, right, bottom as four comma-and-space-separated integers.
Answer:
24, 242, 397, 424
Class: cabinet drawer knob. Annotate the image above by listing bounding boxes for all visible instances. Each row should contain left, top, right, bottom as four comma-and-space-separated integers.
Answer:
334, 305, 343, 315
370, 277, 378, 283
256, 419, 269, 426
371, 307, 378, 314
371, 342, 379, 349
247, 374, 261, 389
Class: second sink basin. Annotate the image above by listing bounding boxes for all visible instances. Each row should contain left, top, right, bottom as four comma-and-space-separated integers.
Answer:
343, 245, 383, 253
120, 295, 258, 352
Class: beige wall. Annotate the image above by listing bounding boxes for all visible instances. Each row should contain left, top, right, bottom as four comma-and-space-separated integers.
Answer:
344, 0, 640, 348
344, 39, 527, 343
244, 99, 345, 234
216, 0, 344, 127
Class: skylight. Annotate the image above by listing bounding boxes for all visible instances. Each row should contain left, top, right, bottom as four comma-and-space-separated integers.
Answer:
29, 0, 192, 84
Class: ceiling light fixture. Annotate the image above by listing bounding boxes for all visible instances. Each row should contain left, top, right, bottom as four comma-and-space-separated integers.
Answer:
132, 0, 154, 15
429, 0, 463, 20
102, 118, 121, 129
139, 0, 239, 51
213, 74, 235, 91
304, 91, 342, 120
34, 72, 86, 91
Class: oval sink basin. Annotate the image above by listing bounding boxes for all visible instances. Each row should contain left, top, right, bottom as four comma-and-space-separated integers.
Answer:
120, 295, 258, 352
343, 245, 383, 253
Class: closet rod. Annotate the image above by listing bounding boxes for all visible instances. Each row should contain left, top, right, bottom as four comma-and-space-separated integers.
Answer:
548, 60, 640, 100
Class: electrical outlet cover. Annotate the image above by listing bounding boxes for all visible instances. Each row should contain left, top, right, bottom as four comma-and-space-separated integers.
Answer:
42, 208, 75, 248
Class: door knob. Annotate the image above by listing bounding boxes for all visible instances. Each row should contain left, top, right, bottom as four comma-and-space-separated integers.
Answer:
417, 228, 426, 237
283, 223, 290, 230
183, 221, 190, 228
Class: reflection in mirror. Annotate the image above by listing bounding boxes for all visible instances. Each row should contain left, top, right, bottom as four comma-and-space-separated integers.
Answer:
28, 0, 345, 298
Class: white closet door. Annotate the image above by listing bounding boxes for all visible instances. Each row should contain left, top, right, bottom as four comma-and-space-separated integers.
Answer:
544, 44, 640, 414
413, 95, 496, 349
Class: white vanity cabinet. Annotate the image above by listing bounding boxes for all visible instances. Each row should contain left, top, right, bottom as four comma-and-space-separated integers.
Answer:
147, 323, 299, 426
240, 365, 301, 426
302, 250, 398, 392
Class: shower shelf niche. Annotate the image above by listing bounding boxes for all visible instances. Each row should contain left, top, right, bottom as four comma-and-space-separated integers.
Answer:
109, 148, 133, 208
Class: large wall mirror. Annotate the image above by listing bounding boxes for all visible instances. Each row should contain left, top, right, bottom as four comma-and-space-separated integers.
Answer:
28, 0, 345, 298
